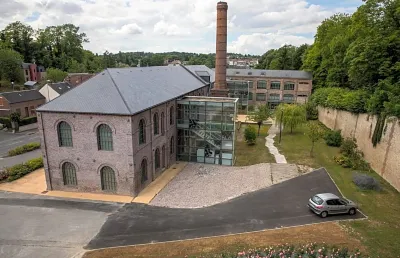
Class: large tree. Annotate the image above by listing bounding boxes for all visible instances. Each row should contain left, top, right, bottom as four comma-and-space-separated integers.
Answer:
248, 104, 273, 136
0, 49, 24, 83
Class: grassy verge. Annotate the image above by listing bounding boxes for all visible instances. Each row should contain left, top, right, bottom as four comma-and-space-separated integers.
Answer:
83, 223, 363, 258
276, 123, 400, 257
235, 123, 275, 166
8, 142, 41, 157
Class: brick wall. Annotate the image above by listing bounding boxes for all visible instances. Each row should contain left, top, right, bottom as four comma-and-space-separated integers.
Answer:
38, 85, 209, 196
10, 99, 45, 118
318, 107, 400, 192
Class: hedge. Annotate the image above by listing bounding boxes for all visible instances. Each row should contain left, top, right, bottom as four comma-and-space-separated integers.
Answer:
0, 117, 11, 128
19, 116, 37, 126
8, 142, 41, 157
0, 116, 37, 128
3, 157, 43, 182
311, 87, 369, 113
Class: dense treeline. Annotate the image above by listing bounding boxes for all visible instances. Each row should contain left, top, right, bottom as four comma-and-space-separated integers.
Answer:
256, 44, 310, 70
0, 21, 256, 83
302, 0, 400, 117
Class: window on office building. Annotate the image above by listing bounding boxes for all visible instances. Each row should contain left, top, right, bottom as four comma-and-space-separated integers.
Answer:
284, 82, 295, 90
271, 82, 281, 90
257, 80, 267, 89
256, 93, 266, 101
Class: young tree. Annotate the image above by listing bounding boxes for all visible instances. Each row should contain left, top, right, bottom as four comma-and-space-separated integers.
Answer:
248, 104, 272, 136
46, 68, 68, 82
307, 122, 325, 157
275, 104, 306, 134
244, 126, 257, 145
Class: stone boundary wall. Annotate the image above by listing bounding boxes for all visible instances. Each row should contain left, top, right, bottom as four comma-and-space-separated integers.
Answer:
318, 107, 400, 192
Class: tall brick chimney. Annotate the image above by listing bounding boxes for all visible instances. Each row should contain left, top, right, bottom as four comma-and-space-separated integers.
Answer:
210, 1, 229, 97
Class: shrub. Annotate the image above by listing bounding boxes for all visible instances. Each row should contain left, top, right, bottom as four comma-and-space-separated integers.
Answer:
19, 116, 37, 126
0, 117, 11, 128
244, 126, 257, 145
353, 172, 381, 191
334, 154, 353, 168
324, 129, 343, 147
5, 157, 43, 182
8, 142, 41, 157
340, 137, 358, 157
336, 138, 371, 170
0, 170, 8, 181
248, 105, 255, 112
305, 101, 318, 120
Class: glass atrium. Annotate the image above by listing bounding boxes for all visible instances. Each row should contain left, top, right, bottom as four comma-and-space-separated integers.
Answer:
176, 97, 238, 166
227, 80, 250, 111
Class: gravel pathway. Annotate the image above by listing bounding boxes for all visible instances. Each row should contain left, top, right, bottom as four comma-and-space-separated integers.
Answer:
150, 163, 302, 209
266, 123, 287, 164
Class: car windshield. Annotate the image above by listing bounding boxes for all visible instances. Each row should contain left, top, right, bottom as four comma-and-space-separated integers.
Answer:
311, 195, 323, 205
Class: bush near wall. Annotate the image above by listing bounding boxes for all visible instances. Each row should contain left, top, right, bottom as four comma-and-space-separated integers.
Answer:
3, 157, 43, 182
19, 116, 37, 126
0, 117, 11, 128
8, 142, 41, 156
311, 87, 369, 113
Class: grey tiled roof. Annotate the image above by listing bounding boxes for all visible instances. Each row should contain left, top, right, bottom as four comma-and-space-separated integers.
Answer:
184, 65, 215, 83
0, 90, 45, 104
37, 66, 208, 115
227, 69, 312, 80
48, 82, 74, 95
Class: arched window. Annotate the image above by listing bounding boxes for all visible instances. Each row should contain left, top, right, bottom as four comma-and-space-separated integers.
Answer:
153, 113, 159, 135
155, 148, 160, 169
62, 162, 77, 186
139, 119, 146, 144
169, 106, 174, 125
162, 145, 165, 168
141, 159, 148, 184
58, 121, 73, 147
170, 136, 175, 154
97, 124, 113, 151
161, 112, 165, 135
100, 166, 117, 191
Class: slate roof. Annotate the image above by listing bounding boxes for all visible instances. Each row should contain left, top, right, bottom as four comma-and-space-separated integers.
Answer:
184, 65, 215, 83
227, 69, 313, 80
48, 82, 74, 95
37, 65, 208, 115
0, 90, 45, 104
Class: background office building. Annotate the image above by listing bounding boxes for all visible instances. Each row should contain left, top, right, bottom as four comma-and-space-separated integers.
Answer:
227, 69, 313, 109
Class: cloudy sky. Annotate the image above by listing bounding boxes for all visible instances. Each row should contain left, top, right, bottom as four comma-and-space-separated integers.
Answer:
1, 0, 362, 55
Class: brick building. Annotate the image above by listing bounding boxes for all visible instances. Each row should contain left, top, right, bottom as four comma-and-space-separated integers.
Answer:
0, 90, 45, 117
21, 63, 46, 82
37, 65, 213, 196
226, 69, 313, 109
64, 73, 95, 87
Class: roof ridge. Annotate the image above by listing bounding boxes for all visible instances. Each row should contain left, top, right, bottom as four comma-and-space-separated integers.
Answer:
106, 69, 133, 114
179, 64, 209, 85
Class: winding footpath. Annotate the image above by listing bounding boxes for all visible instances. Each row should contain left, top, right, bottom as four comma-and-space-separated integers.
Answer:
265, 123, 287, 164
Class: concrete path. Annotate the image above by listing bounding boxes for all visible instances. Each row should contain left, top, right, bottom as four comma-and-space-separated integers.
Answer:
86, 169, 366, 249
266, 123, 287, 163
0, 169, 133, 203
0, 149, 41, 169
0, 191, 122, 258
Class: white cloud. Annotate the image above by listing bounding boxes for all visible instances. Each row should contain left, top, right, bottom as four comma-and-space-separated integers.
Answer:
115, 23, 143, 35
0, 0, 360, 55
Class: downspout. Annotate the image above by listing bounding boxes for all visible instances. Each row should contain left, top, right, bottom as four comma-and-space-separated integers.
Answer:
40, 112, 52, 190
150, 109, 154, 180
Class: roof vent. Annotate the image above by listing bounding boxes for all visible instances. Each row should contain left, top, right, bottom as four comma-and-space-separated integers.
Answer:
261, 72, 266, 75
235, 71, 240, 75
248, 72, 252, 75
59, 87, 62, 89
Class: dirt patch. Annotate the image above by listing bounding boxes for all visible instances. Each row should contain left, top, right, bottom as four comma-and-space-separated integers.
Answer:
83, 222, 364, 258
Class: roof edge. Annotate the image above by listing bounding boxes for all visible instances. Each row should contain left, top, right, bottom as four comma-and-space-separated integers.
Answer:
179, 64, 210, 85
106, 69, 133, 114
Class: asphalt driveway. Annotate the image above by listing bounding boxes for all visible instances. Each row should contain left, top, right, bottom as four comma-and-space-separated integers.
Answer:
86, 168, 365, 249
0, 192, 122, 258
0, 129, 40, 157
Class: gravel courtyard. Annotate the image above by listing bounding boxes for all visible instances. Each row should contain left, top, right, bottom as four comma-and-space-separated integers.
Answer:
150, 163, 310, 208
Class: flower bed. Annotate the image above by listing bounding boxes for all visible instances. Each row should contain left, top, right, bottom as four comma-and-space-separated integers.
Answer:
198, 243, 363, 258
2, 157, 43, 182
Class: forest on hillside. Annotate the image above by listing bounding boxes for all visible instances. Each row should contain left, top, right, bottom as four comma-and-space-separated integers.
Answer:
0, 22, 257, 83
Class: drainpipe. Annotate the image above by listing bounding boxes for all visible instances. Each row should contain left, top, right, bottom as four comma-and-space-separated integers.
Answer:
40, 113, 52, 190
150, 109, 154, 180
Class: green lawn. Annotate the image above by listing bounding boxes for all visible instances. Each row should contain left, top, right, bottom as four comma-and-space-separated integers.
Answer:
276, 122, 400, 257
235, 123, 275, 166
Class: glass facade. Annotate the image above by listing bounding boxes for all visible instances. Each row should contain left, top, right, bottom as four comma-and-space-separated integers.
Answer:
227, 80, 250, 110
177, 97, 238, 166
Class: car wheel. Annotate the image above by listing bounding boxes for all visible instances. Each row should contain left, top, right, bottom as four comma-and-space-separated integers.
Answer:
320, 211, 328, 218
349, 208, 356, 215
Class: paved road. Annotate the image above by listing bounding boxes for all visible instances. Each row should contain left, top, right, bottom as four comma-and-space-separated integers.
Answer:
0, 149, 42, 169
0, 129, 40, 157
0, 191, 123, 258
86, 169, 365, 249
